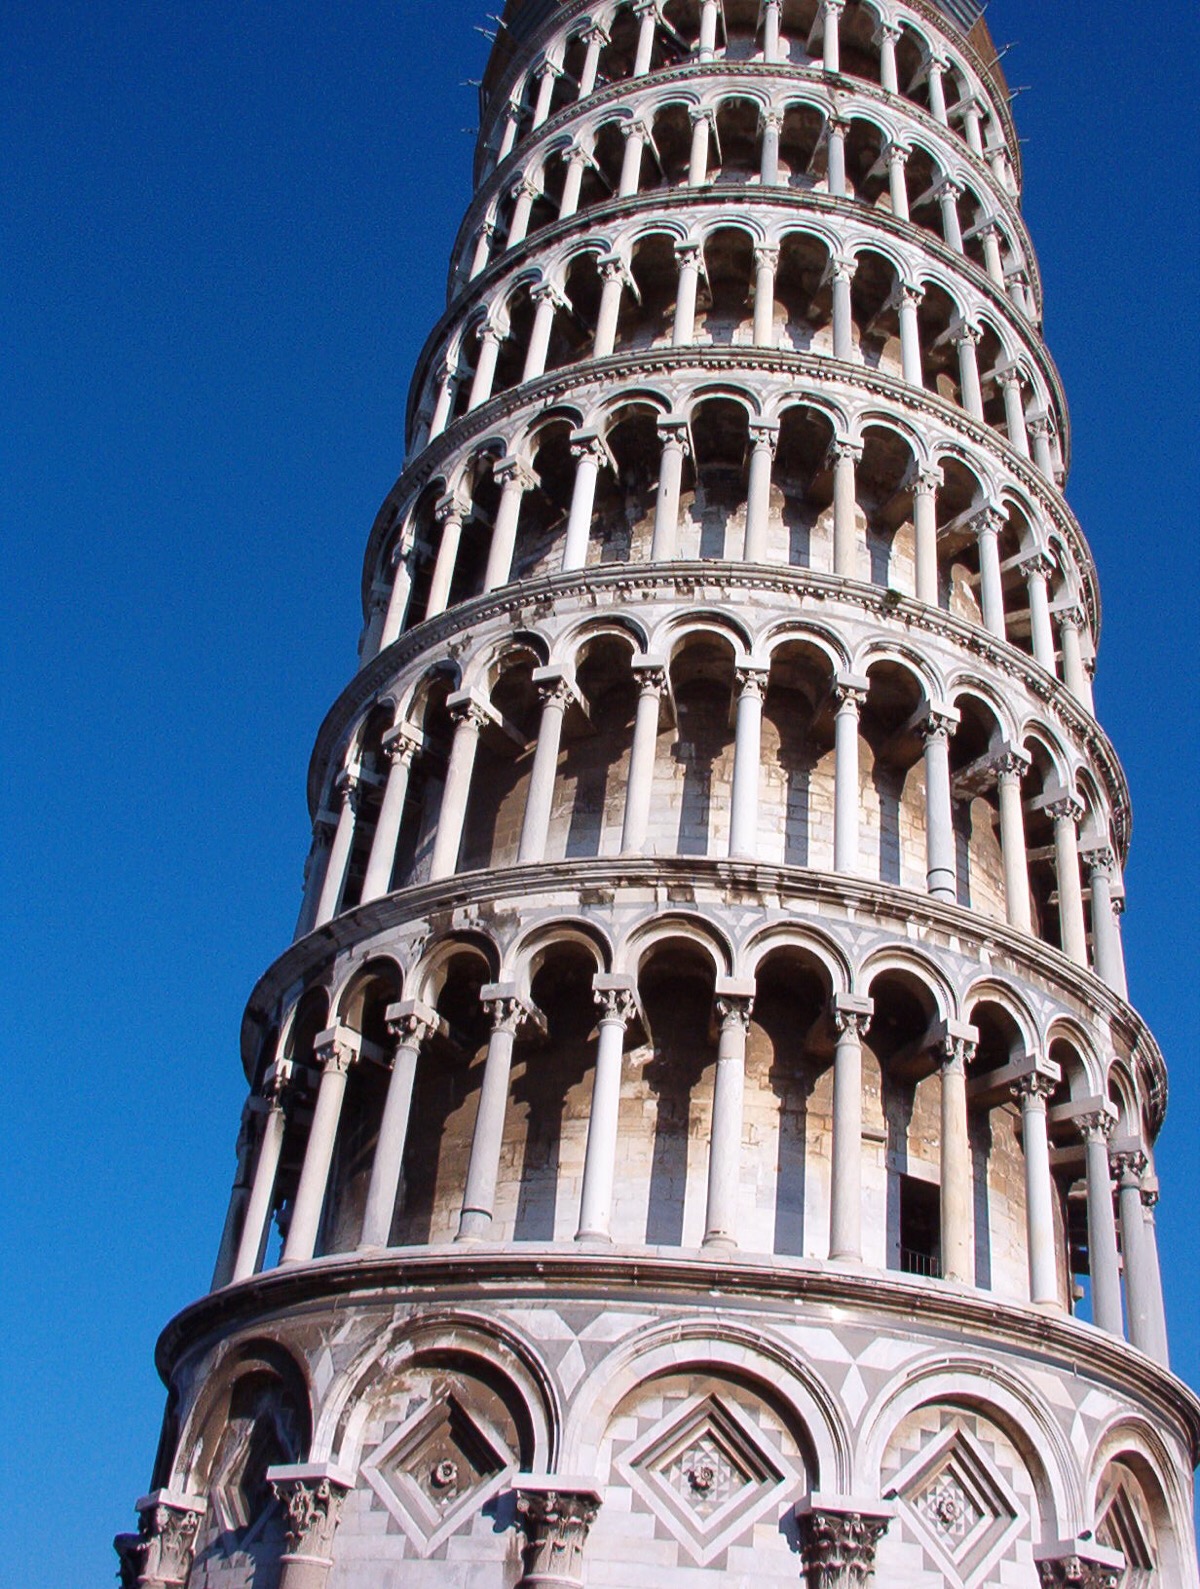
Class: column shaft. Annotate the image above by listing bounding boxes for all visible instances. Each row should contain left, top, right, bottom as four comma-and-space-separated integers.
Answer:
1084, 1123, 1123, 1335
977, 517, 1007, 639
594, 265, 625, 356
1115, 1157, 1152, 1353
898, 288, 922, 384
688, 113, 711, 185
425, 507, 464, 620
429, 704, 484, 881
832, 443, 860, 576
360, 741, 416, 904
1026, 560, 1058, 671
887, 146, 910, 219
729, 671, 766, 859
913, 472, 939, 605
651, 429, 688, 559
563, 439, 603, 570
359, 1020, 430, 1249
752, 250, 778, 346
673, 249, 701, 344
1016, 1080, 1058, 1305
483, 465, 530, 591
1052, 803, 1088, 968
621, 669, 665, 853
742, 430, 776, 560
314, 782, 357, 927
458, 1002, 521, 1240
282, 1043, 353, 1264
576, 987, 635, 1241
922, 719, 957, 902
833, 687, 864, 874
518, 681, 570, 862
703, 999, 751, 1247
940, 1041, 972, 1282
232, 1095, 288, 1282
997, 763, 1033, 933
829, 1011, 868, 1261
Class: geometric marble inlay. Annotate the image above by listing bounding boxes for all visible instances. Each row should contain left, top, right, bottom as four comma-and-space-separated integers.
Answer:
618, 1393, 798, 1567
894, 1423, 1024, 1589
1097, 1479, 1154, 1588
361, 1393, 514, 1555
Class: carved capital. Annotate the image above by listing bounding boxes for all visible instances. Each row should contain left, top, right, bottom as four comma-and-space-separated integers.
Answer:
269, 1468, 352, 1563
494, 455, 539, 492
570, 430, 609, 467
1082, 844, 1115, 878
1110, 1148, 1148, 1187
913, 464, 943, 496
538, 674, 575, 712
597, 253, 630, 286
885, 139, 910, 167
1012, 1071, 1056, 1106
829, 253, 858, 284
896, 279, 924, 309
674, 240, 703, 268
385, 1003, 437, 1049
760, 108, 784, 132
994, 747, 1032, 783
797, 1502, 892, 1588
715, 993, 754, 1032
657, 418, 692, 456
833, 1008, 870, 1041
581, 21, 611, 47
595, 985, 638, 1026
1036, 1550, 1123, 1588
1023, 550, 1055, 582
735, 665, 770, 700
918, 706, 958, 745
937, 177, 965, 202
632, 661, 668, 696
1028, 411, 1057, 440
483, 993, 527, 1036
952, 319, 982, 348
115, 1494, 206, 1588
314, 1028, 357, 1078
970, 505, 1006, 540
939, 1034, 976, 1074
753, 244, 780, 272
620, 116, 650, 143
1046, 795, 1085, 826
748, 421, 780, 454
1078, 1109, 1116, 1146
531, 279, 570, 310
829, 437, 863, 466
515, 1483, 602, 1587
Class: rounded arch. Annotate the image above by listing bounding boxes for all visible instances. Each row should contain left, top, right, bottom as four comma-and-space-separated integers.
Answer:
649, 606, 755, 661
853, 638, 941, 702
739, 922, 851, 993
618, 911, 734, 978
760, 620, 850, 674
961, 978, 1039, 1058
331, 954, 407, 1035
411, 930, 501, 1007
508, 918, 614, 992
556, 612, 650, 668
856, 945, 956, 1021
171, 1337, 313, 1496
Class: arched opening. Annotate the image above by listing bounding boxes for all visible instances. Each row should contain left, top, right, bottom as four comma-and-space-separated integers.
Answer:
558, 633, 639, 858
681, 398, 752, 558
698, 226, 756, 345
763, 640, 837, 868
773, 402, 836, 568
860, 660, 927, 891
591, 405, 662, 562
713, 96, 764, 182
616, 232, 679, 351
850, 249, 902, 375
947, 693, 1006, 919
460, 645, 545, 872
776, 231, 833, 353
963, 998, 1030, 1295
778, 100, 825, 185
511, 419, 577, 582
665, 632, 739, 856
858, 423, 918, 592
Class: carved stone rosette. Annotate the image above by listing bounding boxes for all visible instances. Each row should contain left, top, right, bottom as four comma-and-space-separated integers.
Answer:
796, 1501, 893, 1589
515, 1481, 603, 1588
113, 1493, 205, 1589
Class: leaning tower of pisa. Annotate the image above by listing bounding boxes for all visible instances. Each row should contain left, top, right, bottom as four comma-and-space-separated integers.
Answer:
117, 2, 1199, 1586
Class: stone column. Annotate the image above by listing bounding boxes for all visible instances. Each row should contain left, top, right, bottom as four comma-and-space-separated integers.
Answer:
760, 109, 783, 184
1029, 413, 1057, 480
796, 1495, 894, 1589
1081, 1110, 1123, 1336
995, 749, 1033, 933
426, 494, 467, 619
897, 282, 923, 384
621, 663, 667, 853
821, 0, 845, 72
358, 1000, 438, 1249
563, 431, 607, 570
469, 221, 497, 280
514, 1481, 603, 1589
360, 727, 420, 904
633, 0, 660, 76
974, 507, 1007, 640
831, 439, 862, 577
939, 1025, 977, 1283
379, 538, 416, 647
458, 989, 529, 1240
1140, 1184, 1170, 1365
688, 107, 712, 186
878, 22, 901, 93
267, 1466, 354, 1589
231, 1065, 292, 1282
938, 180, 965, 252
826, 117, 848, 198
618, 118, 648, 197
314, 773, 360, 927
833, 676, 868, 874
954, 322, 985, 420
429, 694, 488, 881
672, 242, 703, 345
531, 61, 560, 129
926, 54, 949, 123
115, 1492, 207, 1589
1057, 607, 1094, 710
912, 465, 941, 606
979, 221, 1006, 288
920, 706, 959, 902
593, 256, 627, 356
497, 103, 521, 162
729, 667, 769, 859
357, 584, 390, 668
752, 246, 779, 346
524, 283, 567, 379
282, 1028, 357, 1264
519, 670, 575, 862
999, 372, 1030, 456
558, 145, 590, 219
578, 24, 609, 96
1112, 1147, 1153, 1354
762, 0, 782, 64
830, 255, 856, 360
467, 320, 504, 410
1014, 1074, 1058, 1306
829, 996, 873, 1263
1023, 552, 1058, 672
576, 977, 638, 1241
295, 819, 334, 939
211, 1105, 255, 1289
698, 0, 721, 60
651, 420, 690, 559
885, 142, 910, 219
743, 422, 778, 559
703, 984, 755, 1248
1048, 797, 1088, 968
1035, 1543, 1124, 1589
484, 457, 537, 590
1083, 845, 1126, 993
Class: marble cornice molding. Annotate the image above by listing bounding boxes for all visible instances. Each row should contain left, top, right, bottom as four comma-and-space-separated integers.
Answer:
323, 565, 1125, 845
475, 0, 1021, 195
156, 1249, 1197, 1456
383, 346, 1092, 632
238, 853, 1165, 1122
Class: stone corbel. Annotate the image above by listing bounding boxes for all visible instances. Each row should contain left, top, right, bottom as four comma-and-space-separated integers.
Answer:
114, 1491, 206, 1589
513, 1476, 603, 1589
1035, 1539, 1125, 1588
795, 1494, 894, 1588
267, 1464, 355, 1579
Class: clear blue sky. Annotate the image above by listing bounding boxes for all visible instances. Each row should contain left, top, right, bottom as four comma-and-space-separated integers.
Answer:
1, 3, 1196, 1582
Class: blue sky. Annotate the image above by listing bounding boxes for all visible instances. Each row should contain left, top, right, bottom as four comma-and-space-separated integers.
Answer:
1, 3, 1196, 1582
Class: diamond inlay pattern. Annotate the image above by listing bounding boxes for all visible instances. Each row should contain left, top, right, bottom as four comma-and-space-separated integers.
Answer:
894, 1422, 1023, 1589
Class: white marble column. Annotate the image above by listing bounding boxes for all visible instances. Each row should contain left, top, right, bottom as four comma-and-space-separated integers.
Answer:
829, 995, 873, 1262
651, 420, 690, 559
530, 61, 560, 128
762, 0, 782, 64
1014, 1074, 1058, 1305
1140, 1185, 1170, 1365
282, 1029, 357, 1264
518, 670, 574, 863
458, 989, 528, 1240
564, 432, 607, 570
913, 465, 941, 605
358, 1001, 438, 1249
742, 423, 778, 559
833, 676, 868, 874
1057, 607, 1094, 710
698, 0, 720, 60
231, 1067, 291, 1282
938, 180, 965, 252
212, 1106, 256, 1289
357, 585, 389, 669
730, 667, 769, 859
760, 110, 782, 185
954, 322, 985, 420
688, 108, 713, 186
999, 372, 1030, 455
939, 1026, 977, 1283
379, 539, 416, 648
1023, 552, 1058, 672
1113, 1147, 1153, 1354
621, 663, 667, 853
269, 1467, 354, 1589
995, 749, 1033, 933
429, 695, 488, 881
831, 438, 862, 577
1084, 845, 1126, 995
295, 821, 335, 939
515, 1483, 603, 1589
576, 977, 639, 1241
672, 243, 703, 345
830, 255, 856, 359
920, 706, 959, 902
594, 256, 628, 356
633, 0, 660, 76
886, 142, 910, 219
1081, 1109, 1123, 1336
826, 117, 848, 198
618, 119, 648, 197
558, 145, 590, 219
703, 985, 755, 1248
878, 22, 901, 93
484, 457, 536, 590
497, 103, 521, 162
960, 98, 985, 155
314, 774, 360, 927
1048, 796, 1088, 967
926, 54, 949, 124
1029, 413, 1057, 480
578, 23, 609, 96
974, 507, 1007, 639
523, 283, 567, 380
821, 0, 845, 72
468, 322, 504, 409
425, 495, 466, 619
752, 246, 779, 347
979, 221, 1006, 288
360, 728, 421, 903
897, 282, 923, 384
428, 362, 457, 439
